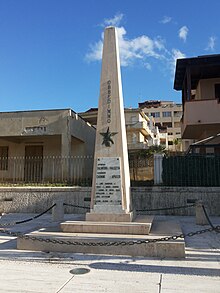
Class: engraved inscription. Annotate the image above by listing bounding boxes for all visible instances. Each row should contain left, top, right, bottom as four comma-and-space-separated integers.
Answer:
94, 157, 122, 206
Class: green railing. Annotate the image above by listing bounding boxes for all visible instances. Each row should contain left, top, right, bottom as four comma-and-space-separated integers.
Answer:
162, 154, 220, 186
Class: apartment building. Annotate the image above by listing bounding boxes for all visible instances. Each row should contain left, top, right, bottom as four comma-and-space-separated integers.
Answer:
138, 100, 182, 151
174, 54, 220, 153
80, 108, 162, 153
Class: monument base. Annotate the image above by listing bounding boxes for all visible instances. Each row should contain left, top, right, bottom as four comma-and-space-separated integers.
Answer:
86, 211, 134, 222
17, 218, 185, 258
60, 215, 154, 235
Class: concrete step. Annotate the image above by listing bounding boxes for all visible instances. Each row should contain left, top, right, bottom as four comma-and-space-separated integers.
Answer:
60, 215, 154, 235
17, 219, 185, 258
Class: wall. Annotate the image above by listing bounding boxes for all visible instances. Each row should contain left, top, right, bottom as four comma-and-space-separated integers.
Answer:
0, 186, 219, 216
182, 99, 220, 139
0, 187, 91, 214
70, 112, 96, 156
195, 78, 220, 100
0, 109, 95, 157
132, 186, 220, 216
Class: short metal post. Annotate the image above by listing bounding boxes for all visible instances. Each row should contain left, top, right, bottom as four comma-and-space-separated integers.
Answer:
195, 200, 209, 225
52, 198, 64, 222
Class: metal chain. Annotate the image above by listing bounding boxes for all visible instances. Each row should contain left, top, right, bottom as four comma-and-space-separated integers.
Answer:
0, 204, 56, 227
1, 225, 219, 247
137, 204, 195, 212
63, 202, 195, 212
202, 205, 220, 233
63, 203, 90, 210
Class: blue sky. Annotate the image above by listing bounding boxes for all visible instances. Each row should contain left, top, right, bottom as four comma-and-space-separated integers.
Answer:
0, 0, 219, 113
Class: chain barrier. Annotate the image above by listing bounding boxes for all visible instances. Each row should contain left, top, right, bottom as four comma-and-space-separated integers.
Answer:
0, 224, 220, 246
63, 203, 90, 210
202, 205, 220, 233
136, 203, 195, 212
63, 202, 195, 212
0, 204, 56, 227
0, 201, 219, 247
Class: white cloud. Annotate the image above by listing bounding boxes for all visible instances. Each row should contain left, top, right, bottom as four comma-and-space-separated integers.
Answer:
103, 13, 124, 27
86, 25, 167, 66
85, 40, 103, 62
144, 62, 152, 70
170, 49, 186, 76
86, 15, 186, 78
205, 36, 216, 51
178, 26, 189, 42
160, 16, 172, 24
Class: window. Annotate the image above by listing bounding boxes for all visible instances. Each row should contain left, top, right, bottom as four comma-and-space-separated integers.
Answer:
131, 116, 136, 123
163, 122, 172, 128
168, 132, 173, 135
132, 133, 137, 143
174, 122, 181, 128
215, 84, 220, 101
151, 112, 160, 118
174, 111, 182, 117
168, 141, 173, 145
162, 111, 172, 117
0, 146, 8, 170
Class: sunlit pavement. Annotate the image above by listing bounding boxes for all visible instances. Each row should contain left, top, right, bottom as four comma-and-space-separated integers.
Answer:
0, 213, 220, 293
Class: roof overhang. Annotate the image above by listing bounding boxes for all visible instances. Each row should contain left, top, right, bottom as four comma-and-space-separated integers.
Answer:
174, 54, 220, 90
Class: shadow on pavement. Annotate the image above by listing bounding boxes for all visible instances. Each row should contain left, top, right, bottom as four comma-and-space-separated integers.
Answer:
89, 261, 220, 277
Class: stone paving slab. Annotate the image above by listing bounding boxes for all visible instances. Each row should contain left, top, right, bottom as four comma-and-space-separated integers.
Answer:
0, 213, 220, 292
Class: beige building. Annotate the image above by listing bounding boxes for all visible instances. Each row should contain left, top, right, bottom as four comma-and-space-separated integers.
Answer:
139, 100, 182, 151
0, 109, 95, 183
174, 54, 220, 153
80, 108, 161, 154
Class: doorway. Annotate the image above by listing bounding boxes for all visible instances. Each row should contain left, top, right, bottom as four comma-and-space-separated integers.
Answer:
24, 146, 43, 183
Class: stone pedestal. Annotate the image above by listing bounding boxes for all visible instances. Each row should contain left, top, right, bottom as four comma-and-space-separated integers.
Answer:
86, 212, 134, 222
52, 199, 64, 222
61, 216, 154, 235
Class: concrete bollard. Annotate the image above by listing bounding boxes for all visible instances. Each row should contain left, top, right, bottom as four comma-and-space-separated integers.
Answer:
195, 200, 209, 225
52, 198, 64, 222
154, 154, 164, 185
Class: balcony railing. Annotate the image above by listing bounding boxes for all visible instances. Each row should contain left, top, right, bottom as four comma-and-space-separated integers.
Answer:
126, 121, 153, 137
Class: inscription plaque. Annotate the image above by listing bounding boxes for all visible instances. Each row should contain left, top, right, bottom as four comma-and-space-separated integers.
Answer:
94, 157, 122, 209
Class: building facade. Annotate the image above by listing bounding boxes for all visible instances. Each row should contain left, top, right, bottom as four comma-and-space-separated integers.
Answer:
0, 109, 95, 183
80, 108, 163, 154
139, 100, 182, 151
174, 54, 220, 153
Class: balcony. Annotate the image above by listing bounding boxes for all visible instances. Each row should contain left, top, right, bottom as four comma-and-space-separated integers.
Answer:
127, 141, 149, 151
182, 99, 220, 139
126, 121, 153, 137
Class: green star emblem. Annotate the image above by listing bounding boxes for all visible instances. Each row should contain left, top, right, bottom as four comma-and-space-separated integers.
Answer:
100, 127, 118, 147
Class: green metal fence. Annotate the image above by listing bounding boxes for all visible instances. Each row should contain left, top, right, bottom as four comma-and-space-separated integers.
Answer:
162, 154, 220, 186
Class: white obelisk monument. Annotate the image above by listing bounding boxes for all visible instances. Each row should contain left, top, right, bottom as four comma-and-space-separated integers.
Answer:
86, 27, 133, 222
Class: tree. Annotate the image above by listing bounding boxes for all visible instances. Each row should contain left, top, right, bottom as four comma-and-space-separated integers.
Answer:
143, 145, 166, 158
128, 145, 166, 181
173, 138, 182, 151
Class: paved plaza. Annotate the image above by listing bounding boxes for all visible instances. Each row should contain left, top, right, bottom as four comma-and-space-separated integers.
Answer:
0, 213, 220, 292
